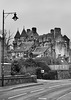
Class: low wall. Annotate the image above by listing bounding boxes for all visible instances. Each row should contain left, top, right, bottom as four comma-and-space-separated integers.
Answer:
1, 63, 11, 76
49, 65, 69, 70
57, 70, 71, 79
49, 65, 71, 80
0, 75, 37, 86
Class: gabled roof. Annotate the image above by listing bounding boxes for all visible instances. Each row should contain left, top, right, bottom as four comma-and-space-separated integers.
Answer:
14, 30, 20, 39
20, 28, 28, 38
34, 56, 52, 66
62, 35, 70, 41
56, 57, 68, 65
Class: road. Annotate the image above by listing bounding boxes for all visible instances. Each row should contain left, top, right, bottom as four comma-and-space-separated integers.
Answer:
0, 79, 71, 100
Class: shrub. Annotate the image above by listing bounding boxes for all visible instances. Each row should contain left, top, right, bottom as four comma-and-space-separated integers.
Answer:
24, 58, 37, 68
36, 61, 50, 73
11, 60, 22, 75
43, 71, 57, 80
11, 58, 37, 75
43, 73, 49, 79
36, 67, 42, 79
48, 71, 57, 80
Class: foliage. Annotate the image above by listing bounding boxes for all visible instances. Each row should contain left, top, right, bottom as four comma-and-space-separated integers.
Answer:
11, 60, 22, 75
58, 70, 70, 79
4, 57, 12, 63
43, 71, 57, 80
24, 58, 37, 68
36, 67, 42, 79
11, 57, 51, 77
11, 58, 37, 75
43, 73, 49, 79
36, 61, 50, 72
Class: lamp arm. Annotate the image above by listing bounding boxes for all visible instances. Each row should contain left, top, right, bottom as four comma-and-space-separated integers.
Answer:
4, 12, 16, 20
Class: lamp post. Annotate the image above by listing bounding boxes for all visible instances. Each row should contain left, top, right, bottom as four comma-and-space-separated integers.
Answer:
2, 10, 18, 86
54, 29, 56, 64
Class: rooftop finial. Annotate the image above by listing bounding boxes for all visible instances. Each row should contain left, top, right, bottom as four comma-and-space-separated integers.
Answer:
17, 28, 19, 31
23, 26, 25, 30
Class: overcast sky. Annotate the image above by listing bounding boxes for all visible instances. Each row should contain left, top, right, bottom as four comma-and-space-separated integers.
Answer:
0, 0, 71, 39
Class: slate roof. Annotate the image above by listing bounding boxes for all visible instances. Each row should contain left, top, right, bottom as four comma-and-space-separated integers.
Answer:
56, 57, 68, 65
34, 56, 52, 65
32, 46, 49, 54
20, 41, 34, 51
20, 29, 28, 38
14, 30, 20, 39
62, 35, 70, 41
14, 41, 34, 52
38, 33, 54, 42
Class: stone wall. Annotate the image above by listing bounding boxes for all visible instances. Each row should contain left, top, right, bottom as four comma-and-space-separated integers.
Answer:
0, 75, 37, 86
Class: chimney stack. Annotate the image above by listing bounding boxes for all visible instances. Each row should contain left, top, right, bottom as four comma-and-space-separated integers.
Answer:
54, 28, 61, 34
32, 27, 37, 33
54, 28, 61, 38
27, 29, 31, 33
50, 29, 54, 34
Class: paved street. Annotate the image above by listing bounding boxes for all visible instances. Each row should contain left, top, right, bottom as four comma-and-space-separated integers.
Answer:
0, 79, 71, 100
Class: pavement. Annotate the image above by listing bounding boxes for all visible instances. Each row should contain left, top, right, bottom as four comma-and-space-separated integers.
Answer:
0, 80, 44, 92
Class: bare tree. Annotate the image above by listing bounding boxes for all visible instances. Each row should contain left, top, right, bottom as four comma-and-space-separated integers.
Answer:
4, 30, 14, 51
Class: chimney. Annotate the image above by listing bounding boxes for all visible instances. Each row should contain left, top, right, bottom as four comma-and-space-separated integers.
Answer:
27, 29, 31, 33
32, 27, 37, 33
54, 28, 61, 34
50, 29, 54, 34
54, 28, 61, 38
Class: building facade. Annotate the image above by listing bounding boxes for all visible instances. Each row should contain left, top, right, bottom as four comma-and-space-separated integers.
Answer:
37, 28, 70, 58
13, 27, 70, 59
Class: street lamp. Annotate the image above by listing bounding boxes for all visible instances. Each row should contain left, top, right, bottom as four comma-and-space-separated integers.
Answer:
54, 29, 56, 64
2, 10, 18, 86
